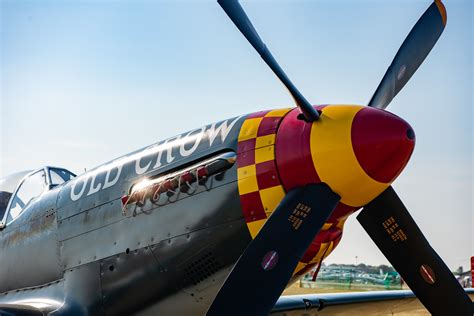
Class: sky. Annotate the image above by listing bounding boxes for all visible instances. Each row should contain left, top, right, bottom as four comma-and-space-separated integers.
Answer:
1, 0, 472, 271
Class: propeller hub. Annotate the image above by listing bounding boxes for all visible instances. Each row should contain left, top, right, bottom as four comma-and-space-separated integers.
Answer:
275, 105, 415, 207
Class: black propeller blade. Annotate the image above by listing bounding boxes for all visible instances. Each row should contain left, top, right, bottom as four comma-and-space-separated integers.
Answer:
368, 1, 447, 109
357, 187, 473, 315
218, 0, 319, 122
207, 184, 340, 316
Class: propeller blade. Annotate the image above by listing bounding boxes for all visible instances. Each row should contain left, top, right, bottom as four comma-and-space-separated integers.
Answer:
368, 1, 447, 109
357, 186, 473, 315
218, 0, 319, 122
207, 183, 340, 316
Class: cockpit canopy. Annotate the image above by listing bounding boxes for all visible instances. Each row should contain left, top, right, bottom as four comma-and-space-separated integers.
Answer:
0, 167, 76, 228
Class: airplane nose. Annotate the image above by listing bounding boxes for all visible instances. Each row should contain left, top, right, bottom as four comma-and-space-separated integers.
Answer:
351, 107, 415, 184
275, 105, 415, 207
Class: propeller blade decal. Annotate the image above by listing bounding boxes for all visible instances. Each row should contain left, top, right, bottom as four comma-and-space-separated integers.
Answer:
207, 183, 340, 316
218, 0, 319, 122
368, 1, 447, 109
357, 186, 473, 315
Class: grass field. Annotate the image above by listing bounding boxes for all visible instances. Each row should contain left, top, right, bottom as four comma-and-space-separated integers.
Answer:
283, 280, 404, 295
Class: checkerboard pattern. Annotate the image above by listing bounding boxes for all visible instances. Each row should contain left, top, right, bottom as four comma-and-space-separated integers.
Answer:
236, 108, 291, 239
236, 107, 349, 277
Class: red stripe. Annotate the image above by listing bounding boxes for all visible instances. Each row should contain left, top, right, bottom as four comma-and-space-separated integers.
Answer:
247, 110, 270, 119
256, 160, 280, 190
332, 233, 342, 249
237, 151, 255, 168
351, 107, 415, 183
294, 263, 316, 277
301, 244, 321, 263
327, 203, 357, 222
257, 117, 281, 136
237, 138, 256, 154
240, 191, 266, 223
471, 257, 474, 283
301, 228, 342, 263
275, 107, 322, 192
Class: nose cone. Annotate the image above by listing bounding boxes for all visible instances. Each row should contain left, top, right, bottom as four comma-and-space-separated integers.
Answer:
275, 104, 415, 207
351, 107, 415, 184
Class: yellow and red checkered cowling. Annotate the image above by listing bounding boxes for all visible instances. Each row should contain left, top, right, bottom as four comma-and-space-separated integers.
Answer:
236, 105, 415, 278
235, 108, 342, 277
236, 108, 290, 239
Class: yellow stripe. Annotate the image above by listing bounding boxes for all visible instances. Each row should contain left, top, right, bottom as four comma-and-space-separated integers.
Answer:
310, 105, 389, 206
336, 215, 349, 229
259, 185, 285, 215
237, 165, 258, 195
247, 219, 266, 239
435, 0, 447, 26
311, 241, 334, 264
255, 134, 276, 147
238, 109, 292, 243
321, 223, 332, 230
238, 117, 262, 142
255, 146, 274, 164
265, 108, 291, 117
293, 241, 335, 276
294, 262, 307, 275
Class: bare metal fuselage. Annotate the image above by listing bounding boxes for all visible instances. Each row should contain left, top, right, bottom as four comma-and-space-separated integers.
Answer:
0, 116, 250, 315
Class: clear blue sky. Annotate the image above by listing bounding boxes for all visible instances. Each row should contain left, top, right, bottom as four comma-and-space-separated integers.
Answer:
1, 0, 472, 270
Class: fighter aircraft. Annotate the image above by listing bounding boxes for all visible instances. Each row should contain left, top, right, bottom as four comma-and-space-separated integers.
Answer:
0, 0, 472, 315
